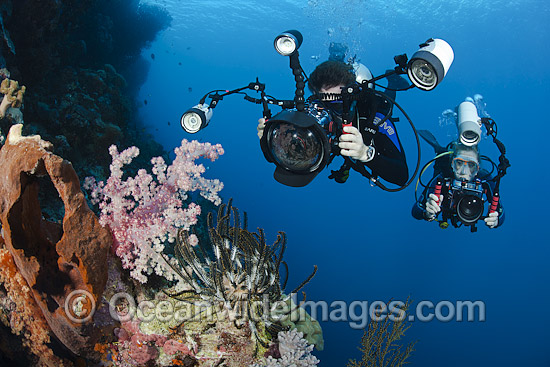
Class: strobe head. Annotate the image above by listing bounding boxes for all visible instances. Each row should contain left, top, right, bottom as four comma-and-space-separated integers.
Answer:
457, 101, 482, 146
407, 38, 454, 91
274, 30, 303, 56
457, 195, 484, 225
180, 104, 213, 133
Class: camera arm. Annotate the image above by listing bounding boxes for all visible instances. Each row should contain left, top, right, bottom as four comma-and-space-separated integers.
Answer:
199, 79, 266, 108
359, 54, 414, 92
481, 117, 510, 191
289, 52, 308, 112
197, 78, 299, 120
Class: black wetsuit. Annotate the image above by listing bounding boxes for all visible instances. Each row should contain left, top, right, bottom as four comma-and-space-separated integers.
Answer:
357, 107, 408, 185
329, 92, 409, 186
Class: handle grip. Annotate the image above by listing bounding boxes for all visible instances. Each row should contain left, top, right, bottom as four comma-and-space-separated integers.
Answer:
433, 179, 443, 204
342, 122, 353, 134
489, 192, 500, 214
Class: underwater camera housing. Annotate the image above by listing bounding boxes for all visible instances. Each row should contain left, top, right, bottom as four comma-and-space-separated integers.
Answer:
259, 101, 345, 187
260, 79, 402, 187
446, 179, 485, 231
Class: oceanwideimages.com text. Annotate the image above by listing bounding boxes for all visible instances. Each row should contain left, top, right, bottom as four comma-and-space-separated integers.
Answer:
65, 291, 486, 329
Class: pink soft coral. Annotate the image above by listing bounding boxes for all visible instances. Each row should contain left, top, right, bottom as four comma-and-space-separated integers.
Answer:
84, 139, 224, 284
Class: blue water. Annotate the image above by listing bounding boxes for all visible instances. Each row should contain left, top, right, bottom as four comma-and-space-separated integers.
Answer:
137, 1, 550, 366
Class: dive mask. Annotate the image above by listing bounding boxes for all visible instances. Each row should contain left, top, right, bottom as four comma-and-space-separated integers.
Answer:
452, 156, 479, 180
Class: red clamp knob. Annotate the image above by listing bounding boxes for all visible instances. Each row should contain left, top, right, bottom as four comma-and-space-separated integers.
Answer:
342, 122, 352, 134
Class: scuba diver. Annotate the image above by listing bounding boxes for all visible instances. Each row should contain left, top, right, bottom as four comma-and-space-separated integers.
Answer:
181, 31, 455, 189
257, 44, 410, 186
412, 100, 509, 232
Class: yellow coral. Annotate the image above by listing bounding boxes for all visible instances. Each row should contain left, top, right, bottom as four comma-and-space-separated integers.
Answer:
347, 298, 417, 367
0, 78, 26, 118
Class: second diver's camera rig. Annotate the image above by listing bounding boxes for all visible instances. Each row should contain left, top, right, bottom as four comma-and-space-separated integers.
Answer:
415, 102, 511, 232
180, 30, 455, 189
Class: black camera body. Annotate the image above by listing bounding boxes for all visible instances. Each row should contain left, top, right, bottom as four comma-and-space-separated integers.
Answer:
305, 100, 345, 153
441, 178, 486, 231
259, 85, 398, 187
315, 85, 394, 150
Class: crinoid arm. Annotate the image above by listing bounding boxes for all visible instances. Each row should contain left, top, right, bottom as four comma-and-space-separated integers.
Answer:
291, 265, 318, 294
164, 199, 321, 359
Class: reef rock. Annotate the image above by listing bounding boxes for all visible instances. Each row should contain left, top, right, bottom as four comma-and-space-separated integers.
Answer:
0, 124, 112, 358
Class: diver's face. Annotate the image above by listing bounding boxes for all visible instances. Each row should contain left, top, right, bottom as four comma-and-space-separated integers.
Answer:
452, 150, 480, 181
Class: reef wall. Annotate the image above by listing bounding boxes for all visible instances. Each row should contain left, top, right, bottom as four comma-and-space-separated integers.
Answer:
0, 0, 171, 185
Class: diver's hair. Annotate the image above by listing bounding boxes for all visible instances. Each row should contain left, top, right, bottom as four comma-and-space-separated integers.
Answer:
308, 60, 356, 94
452, 141, 480, 161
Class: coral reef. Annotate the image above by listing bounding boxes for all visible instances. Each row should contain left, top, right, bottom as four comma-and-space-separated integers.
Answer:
0, 75, 25, 142
2, 0, 171, 86
0, 241, 71, 367
84, 139, 224, 284
167, 200, 320, 352
0, 8, 15, 56
0, 77, 25, 120
1, 0, 170, 184
0, 124, 112, 359
92, 254, 260, 366
252, 329, 320, 367
274, 296, 324, 350
77, 1, 171, 82
0, 2, 327, 366
99, 299, 260, 367
26, 63, 159, 178
0, 125, 323, 365
347, 299, 417, 367
83, 198, 322, 366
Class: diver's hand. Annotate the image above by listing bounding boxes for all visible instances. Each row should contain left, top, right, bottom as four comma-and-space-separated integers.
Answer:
425, 193, 442, 220
257, 118, 266, 139
339, 126, 374, 162
484, 211, 499, 228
